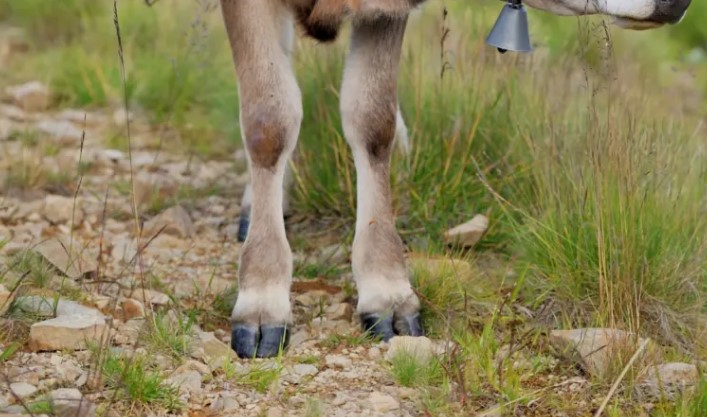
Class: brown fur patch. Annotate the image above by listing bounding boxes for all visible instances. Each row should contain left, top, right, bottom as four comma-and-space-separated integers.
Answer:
293, 0, 343, 42
245, 119, 286, 168
292, 0, 426, 42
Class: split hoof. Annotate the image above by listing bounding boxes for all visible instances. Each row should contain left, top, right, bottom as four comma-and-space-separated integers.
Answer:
231, 324, 290, 358
360, 312, 424, 342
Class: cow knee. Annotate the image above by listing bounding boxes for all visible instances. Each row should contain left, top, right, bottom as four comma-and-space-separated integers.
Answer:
242, 103, 302, 169
341, 95, 397, 162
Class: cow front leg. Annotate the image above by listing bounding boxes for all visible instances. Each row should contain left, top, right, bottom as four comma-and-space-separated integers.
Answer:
221, 0, 301, 358
340, 16, 423, 341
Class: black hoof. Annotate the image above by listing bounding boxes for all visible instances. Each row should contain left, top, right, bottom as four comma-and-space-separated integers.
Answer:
257, 325, 290, 358
360, 313, 395, 342
237, 215, 250, 243
394, 313, 424, 337
231, 324, 289, 359
361, 312, 424, 342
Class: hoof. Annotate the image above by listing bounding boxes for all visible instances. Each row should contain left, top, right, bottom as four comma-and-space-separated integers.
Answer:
394, 313, 424, 337
237, 215, 250, 243
360, 313, 396, 342
231, 324, 289, 358
361, 312, 424, 342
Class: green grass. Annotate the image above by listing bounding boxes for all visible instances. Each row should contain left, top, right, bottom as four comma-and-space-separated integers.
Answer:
141, 310, 197, 360
389, 352, 445, 388
236, 361, 283, 394
102, 352, 183, 413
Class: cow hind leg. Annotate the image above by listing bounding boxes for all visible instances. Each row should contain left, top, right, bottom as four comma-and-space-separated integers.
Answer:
221, 0, 302, 358
340, 15, 423, 340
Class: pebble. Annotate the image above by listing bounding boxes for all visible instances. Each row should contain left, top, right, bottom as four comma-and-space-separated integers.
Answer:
325, 354, 352, 370
368, 391, 400, 413
9, 382, 37, 399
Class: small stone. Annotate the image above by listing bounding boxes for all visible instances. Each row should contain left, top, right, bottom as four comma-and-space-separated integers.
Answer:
43, 195, 84, 225
166, 370, 202, 394
550, 328, 649, 377
221, 394, 240, 411
6, 81, 49, 112
9, 382, 37, 399
443, 214, 489, 248
368, 346, 382, 360
121, 298, 145, 320
368, 392, 400, 413
325, 354, 352, 369
266, 407, 285, 417
638, 362, 700, 399
386, 336, 435, 364
56, 359, 86, 386
15, 296, 104, 318
33, 238, 97, 279
29, 315, 106, 352
49, 388, 94, 417
326, 303, 353, 321
289, 330, 311, 347
132, 172, 179, 209
142, 205, 195, 239
191, 331, 236, 366
36, 119, 83, 145
284, 363, 318, 384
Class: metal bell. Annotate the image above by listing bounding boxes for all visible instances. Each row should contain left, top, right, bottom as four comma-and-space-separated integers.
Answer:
486, 0, 532, 53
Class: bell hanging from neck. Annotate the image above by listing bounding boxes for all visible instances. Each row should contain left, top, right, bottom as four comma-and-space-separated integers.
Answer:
486, 0, 532, 54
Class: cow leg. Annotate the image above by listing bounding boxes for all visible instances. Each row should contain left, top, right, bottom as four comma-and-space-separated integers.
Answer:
340, 15, 423, 340
237, 163, 295, 243
221, 0, 302, 358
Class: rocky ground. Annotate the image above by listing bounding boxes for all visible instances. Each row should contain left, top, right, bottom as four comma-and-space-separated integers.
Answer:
0, 82, 703, 417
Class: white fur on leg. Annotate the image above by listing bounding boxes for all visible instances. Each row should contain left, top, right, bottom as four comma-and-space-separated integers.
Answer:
355, 272, 420, 315
231, 284, 292, 325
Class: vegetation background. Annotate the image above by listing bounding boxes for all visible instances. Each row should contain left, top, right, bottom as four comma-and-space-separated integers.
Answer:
0, 0, 705, 415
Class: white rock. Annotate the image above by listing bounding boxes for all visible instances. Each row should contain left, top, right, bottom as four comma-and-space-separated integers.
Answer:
49, 387, 94, 417
325, 354, 352, 369
639, 362, 701, 398
43, 195, 84, 225
29, 315, 106, 352
368, 347, 382, 360
6, 81, 49, 112
33, 238, 97, 279
368, 392, 400, 413
142, 205, 195, 239
443, 214, 489, 247
266, 407, 285, 417
326, 303, 353, 321
550, 328, 649, 377
284, 364, 319, 384
9, 382, 37, 399
36, 120, 83, 145
56, 359, 86, 386
386, 336, 435, 364
102, 149, 124, 161
191, 331, 236, 366
16, 296, 104, 318
166, 370, 202, 394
